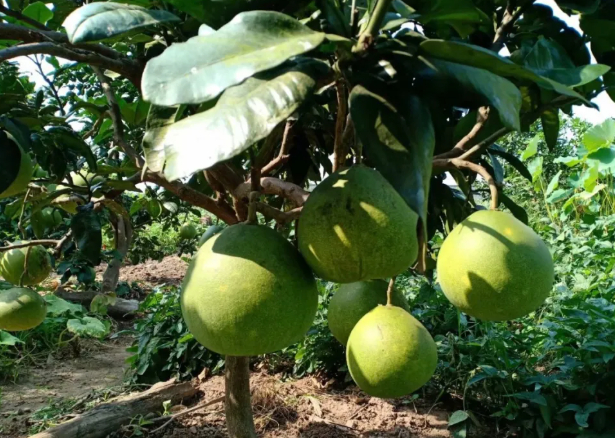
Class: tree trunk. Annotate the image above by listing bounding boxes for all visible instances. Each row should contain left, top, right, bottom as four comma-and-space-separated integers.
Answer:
225, 356, 257, 438
29, 379, 196, 438
102, 213, 132, 293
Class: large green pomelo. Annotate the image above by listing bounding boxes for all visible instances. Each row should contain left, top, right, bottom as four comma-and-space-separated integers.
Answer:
181, 224, 318, 356
198, 225, 224, 247
0, 244, 53, 286
437, 210, 554, 321
179, 223, 197, 240
347, 305, 437, 398
0, 135, 33, 199
0, 287, 46, 331
298, 166, 418, 283
328, 280, 410, 345
42, 208, 63, 228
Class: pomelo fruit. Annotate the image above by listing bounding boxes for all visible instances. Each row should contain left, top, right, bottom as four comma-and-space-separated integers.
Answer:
0, 133, 32, 199
198, 225, 224, 247
179, 223, 197, 240
42, 208, 63, 228
0, 287, 46, 331
181, 224, 318, 356
298, 166, 418, 283
347, 305, 437, 398
436, 210, 554, 321
0, 244, 53, 286
30, 210, 47, 239
146, 199, 163, 218
328, 280, 410, 345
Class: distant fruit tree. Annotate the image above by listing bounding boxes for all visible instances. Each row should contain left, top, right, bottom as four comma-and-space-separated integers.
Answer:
1, 0, 614, 436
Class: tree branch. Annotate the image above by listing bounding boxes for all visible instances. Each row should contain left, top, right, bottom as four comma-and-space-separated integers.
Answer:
333, 81, 349, 172
0, 4, 50, 31
261, 120, 293, 177
28, 54, 65, 115
234, 177, 309, 208
436, 107, 490, 160
256, 203, 302, 224
0, 239, 60, 252
491, 1, 534, 52
433, 158, 499, 210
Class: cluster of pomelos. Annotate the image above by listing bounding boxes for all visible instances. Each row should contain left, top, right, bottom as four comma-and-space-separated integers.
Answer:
181, 165, 554, 398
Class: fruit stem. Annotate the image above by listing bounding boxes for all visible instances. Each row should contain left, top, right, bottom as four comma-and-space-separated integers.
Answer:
247, 191, 259, 224
225, 356, 257, 438
386, 277, 396, 306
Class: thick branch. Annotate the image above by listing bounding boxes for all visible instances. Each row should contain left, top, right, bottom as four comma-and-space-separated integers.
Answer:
433, 158, 499, 210
435, 126, 510, 162
234, 177, 309, 208
436, 107, 490, 160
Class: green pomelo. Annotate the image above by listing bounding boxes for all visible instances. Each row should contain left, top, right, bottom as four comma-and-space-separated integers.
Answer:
436, 210, 554, 321
0, 287, 46, 331
347, 305, 437, 398
328, 280, 410, 345
146, 199, 163, 218
31, 210, 47, 239
181, 224, 318, 356
69, 171, 104, 188
42, 208, 63, 228
298, 166, 419, 283
0, 135, 33, 199
179, 223, 197, 240
0, 244, 53, 286
198, 225, 224, 247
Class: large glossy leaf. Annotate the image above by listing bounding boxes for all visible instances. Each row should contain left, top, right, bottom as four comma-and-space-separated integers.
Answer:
419, 40, 593, 105
67, 316, 109, 338
48, 127, 97, 170
349, 85, 435, 225
143, 59, 329, 181
63, 2, 180, 44
425, 58, 522, 131
142, 11, 326, 106
23, 2, 53, 25
535, 65, 611, 88
488, 146, 532, 182
0, 131, 23, 196
582, 119, 615, 152
70, 207, 102, 265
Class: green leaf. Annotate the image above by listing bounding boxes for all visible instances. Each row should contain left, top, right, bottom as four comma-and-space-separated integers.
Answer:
521, 136, 540, 161
67, 316, 109, 338
587, 147, 615, 174
142, 11, 326, 106
555, 0, 600, 14
163, 202, 178, 213
22, 2, 53, 25
316, 0, 350, 37
509, 392, 548, 406
70, 207, 102, 265
349, 85, 435, 226
48, 127, 98, 170
500, 193, 529, 224
488, 147, 532, 181
143, 58, 329, 180
0, 330, 22, 345
536, 65, 611, 88
44, 294, 85, 316
63, 2, 180, 44
545, 170, 562, 197
528, 156, 544, 183
554, 156, 582, 167
541, 109, 559, 150
580, 164, 599, 192
448, 411, 469, 427
418, 40, 592, 105
425, 58, 521, 131
0, 131, 25, 196
523, 38, 575, 70
582, 119, 615, 152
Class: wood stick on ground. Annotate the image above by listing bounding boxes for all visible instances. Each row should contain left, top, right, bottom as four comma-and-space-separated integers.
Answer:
29, 379, 197, 438
54, 288, 139, 319
149, 395, 225, 434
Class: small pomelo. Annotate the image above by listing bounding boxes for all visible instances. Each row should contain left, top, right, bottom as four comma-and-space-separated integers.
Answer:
198, 225, 224, 247
0, 244, 53, 286
0, 287, 46, 331
328, 280, 410, 345
298, 166, 418, 283
347, 305, 437, 398
42, 208, 63, 228
0, 133, 32, 199
436, 210, 554, 321
181, 224, 318, 356
179, 223, 197, 240
146, 199, 163, 218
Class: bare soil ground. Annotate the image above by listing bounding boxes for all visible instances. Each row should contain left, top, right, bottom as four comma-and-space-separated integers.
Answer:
96, 255, 189, 287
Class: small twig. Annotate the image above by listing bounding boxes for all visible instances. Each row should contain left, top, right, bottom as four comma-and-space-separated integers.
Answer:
491, 1, 534, 52
18, 188, 32, 240
261, 120, 293, 177
28, 54, 65, 115
436, 107, 490, 160
333, 80, 349, 172
386, 277, 396, 306
83, 111, 109, 139
53, 231, 72, 258
149, 396, 225, 434
0, 239, 60, 252
19, 246, 32, 287
256, 203, 302, 225
433, 158, 499, 210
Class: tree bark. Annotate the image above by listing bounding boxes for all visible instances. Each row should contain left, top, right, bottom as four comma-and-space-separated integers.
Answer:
225, 356, 257, 438
29, 379, 196, 438
54, 288, 139, 319
102, 214, 132, 293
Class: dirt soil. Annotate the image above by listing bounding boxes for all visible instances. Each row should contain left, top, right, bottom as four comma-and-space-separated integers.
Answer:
0, 338, 132, 438
153, 373, 451, 438
96, 255, 189, 287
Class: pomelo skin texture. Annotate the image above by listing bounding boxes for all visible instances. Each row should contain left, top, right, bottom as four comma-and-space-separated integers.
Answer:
181, 224, 319, 356
198, 225, 224, 247
437, 210, 554, 321
0, 139, 33, 199
0, 288, 46, 331
179, 223, 198, 240
328, 280, 410, 345
347, 305, 438, 398
0, 245, 53, 286
298, 166, 418, 283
